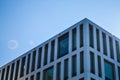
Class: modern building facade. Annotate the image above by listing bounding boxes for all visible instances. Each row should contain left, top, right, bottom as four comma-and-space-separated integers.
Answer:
0, 18, 120, 80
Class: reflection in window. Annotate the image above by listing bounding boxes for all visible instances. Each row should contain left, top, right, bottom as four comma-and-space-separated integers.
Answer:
37, 47, 42, 69
80, 24, 83, 47
80, 51, 84, 73
58, 33, 69, 58
96, 29, 100, 51
43, 66, 53, 80
64, 59, 68, 80
90, 52, 95, 74
115, 40, 120, 62
44, 44, 48, 65
5, 66, 10, 80
14, 60, 20, 80
104, 60, 115, 80
10, 63, 15, 80
97, 55, 102, 77
50, 40, 55, 62
72, 28, 77, 51
89, 24, 94, 48
20, 56, 26, 77
26, 54, 31, 74
72, 55, 77, 77
102, 32, 107, 55
56, 62, 61, 80
109, 36, 114, 59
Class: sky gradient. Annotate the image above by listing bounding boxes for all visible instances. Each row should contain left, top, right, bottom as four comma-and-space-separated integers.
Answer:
0, 0, 120, 67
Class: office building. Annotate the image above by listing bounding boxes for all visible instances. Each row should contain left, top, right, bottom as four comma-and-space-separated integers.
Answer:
0, 18, 120, 80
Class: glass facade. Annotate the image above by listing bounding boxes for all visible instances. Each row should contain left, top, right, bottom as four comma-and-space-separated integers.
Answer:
5, 66, 10, 80
36, 72, 40, 80
115, 40, 120, 62
43, 66, 54, 80
14, 60, 20, 80
10, 63, 15, 80
56, 62, 61, 80
1, 68, 5, 80
58, 33, 69, 58
97, 55, 102, 77
104, 60, 115, 80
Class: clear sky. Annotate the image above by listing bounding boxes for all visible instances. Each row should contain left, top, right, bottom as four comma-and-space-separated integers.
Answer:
0, 0, 120, 67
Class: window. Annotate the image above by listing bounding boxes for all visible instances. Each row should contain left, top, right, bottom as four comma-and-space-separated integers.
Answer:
5, 66, 10, 80
90, 52, 95, 74
43, 66, 54, 80
37, 47, 42, 69
31, 50, 36, 72
115, 40, 120, 62
102, 32, 107, 55
10, 63, 15, 80
104, 60, 115, 80
80, 24, 84, 47
20, 56, 26, 77
97, 55, 102, 77
96, 29, 100, 51
30, 75, 34, 80
64, 59, 68, 80
91, 78, 95, 80
25, 78, 28, 80
56, 62, 61, 80
36, 72, 40, 80
26, 54, 31, 74
1, 68, 5, 80
89, 24, 94, 48
44, 44, 48, 65
118, 67, 120, 80
14, 60, 20, 80
72, 55, 77, 77
109, 36, 114, 59
72, 28, 77, 51
58, 33, 69, 58
50, 40, 55, 62
80, 51, 84, 73
79, 78, 84, 80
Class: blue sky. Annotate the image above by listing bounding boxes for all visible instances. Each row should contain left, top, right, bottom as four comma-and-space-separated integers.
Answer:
0, 0, 120, 67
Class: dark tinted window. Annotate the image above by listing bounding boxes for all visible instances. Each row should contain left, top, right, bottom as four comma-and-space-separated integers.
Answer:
36, 72, 40, 80
64, 59, 68, 80
56, 62, 61, 80
14, 60, 20, 80
102, 32, 107, 55
98, 55, 102, 77
20, 56, 26, 77
30, 75, 34, 80
72, 28, 77, 51
10, 63, 15, 80
31, 50, 36, 72
1, 68, 5, 80
44, 44, 48, 65
26, 53, 31, 74
96, 29, 100, 51
50, 40, 55, 62
80, 51, 84, 73
115, 40, 120, 62
89, 24, 94, 48
80, 24, 83, 47
5, 66, 10, 80
37, 47, 42, 69
72, 55, 77, 77
109, 36, 114, 59
58, 33, 69, 58
90, 52, 95, 74
43, 66, 54, 80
